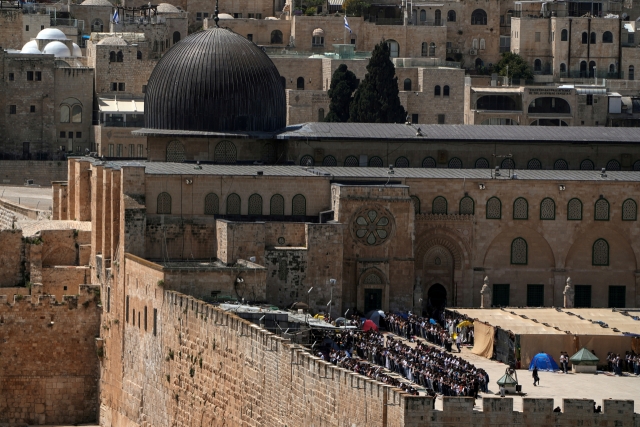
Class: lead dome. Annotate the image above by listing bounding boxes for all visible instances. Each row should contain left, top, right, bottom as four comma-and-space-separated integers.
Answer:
144, 27, 286, 133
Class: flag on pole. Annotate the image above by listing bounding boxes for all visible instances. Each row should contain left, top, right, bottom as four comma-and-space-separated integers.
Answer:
113, 9, 120, 24
344, 15, 352, 33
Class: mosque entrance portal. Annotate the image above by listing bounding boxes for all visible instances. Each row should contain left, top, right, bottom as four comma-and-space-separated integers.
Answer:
426, 283, 447, 320
364, 289, 382, 313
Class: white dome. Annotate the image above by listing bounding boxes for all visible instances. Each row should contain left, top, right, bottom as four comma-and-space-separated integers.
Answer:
72, 43, 82, 57
80, 0, 113, 5
36, 28, 67, 40
157, 3, 179, 13
21, 46, 42, 54
218, 13, 234, 19
22, 40, 39, 50
42, 41, 71, 57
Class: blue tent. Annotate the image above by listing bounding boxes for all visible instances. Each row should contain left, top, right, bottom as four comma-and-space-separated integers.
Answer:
529, 353, 559, 371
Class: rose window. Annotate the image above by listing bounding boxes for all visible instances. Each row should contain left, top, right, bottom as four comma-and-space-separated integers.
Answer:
354, 209, 392, 245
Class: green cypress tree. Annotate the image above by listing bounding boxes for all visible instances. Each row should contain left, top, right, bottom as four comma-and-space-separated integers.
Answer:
349, 41, 406, 123
325, 64, 358, 122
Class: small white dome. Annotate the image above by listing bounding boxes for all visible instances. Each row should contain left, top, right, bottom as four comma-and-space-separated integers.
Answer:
42, 41, 71, 57
36, 28, 67, 40
72, 43, 82, 57
22, 40, 39, 50
21, 46, 42, 54
80, 0, 113, 5
218, 13, 234, 19
157, 3, 179, 13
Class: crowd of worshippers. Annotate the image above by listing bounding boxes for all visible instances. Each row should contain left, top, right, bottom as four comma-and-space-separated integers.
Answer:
607, 352, 640, 375
316, 329, 489, 398
385, 313, 474, 352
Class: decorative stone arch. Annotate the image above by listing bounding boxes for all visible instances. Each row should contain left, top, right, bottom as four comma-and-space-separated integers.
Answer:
415, 233, 468, 273
481, 225, 557, 270
357, 267, 389, 313
564, 224, 638, 271
42, 244, 77, 267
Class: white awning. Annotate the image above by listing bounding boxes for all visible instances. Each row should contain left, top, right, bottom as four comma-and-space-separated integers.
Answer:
98, 98, 144, 113
312, 28, 325, 36
328, 0, 344, 6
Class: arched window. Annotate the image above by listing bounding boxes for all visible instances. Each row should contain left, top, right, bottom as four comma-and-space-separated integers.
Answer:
448, 157, 462, 168
513, 197, 528, 219
606, 159, 621, 170
540, 197, 555, 220
323, 155, 337, 166
501, 158, 515, 169
527, 158, 542, 169
603, 31, 613, 43
173, 31, 181, 44
411, 195, 420, 214
582, 32, 588, 44
435, 10, 441, 25
432, 196, 448, 214
471, 9, 487, 25
561, 29, 568, 41
71, 105, 82, 123
590, 32, 596, 44
434, 85, 441, 96
580, 159, 594, 170
300, 155, 314, 166
479, 38, 485, 50
429, 42, 436, 57
475, 58, 484, 68
404, 78, 412, 91
296, 77, 305, 90
344, 155, 359, 167
270, 194, 285, 215
292, 194, 306, 216
460, 196, 474, 215
580, 61, 588, 77
60, 105, 70, 123
280, 76, 286, 89
137, 50, 142, 60
166, 140, 186, 162
592, 238, 609, 266
634, 160, 640, 171
511, 237, 527, 265
393, 156, 409, 168
109, 51, 116, 62
622, 198, 637, 221
387, 40, 399, 58
271, 30, 283, 44
560, 63, 567, 73
421, 42, 428, 57
589, 61, 596, 78
486, 197, 501, 219
567, 198, 582, 220
226, 193, 241, 215
318, 108, 325, 121
204, 193, 219, 215
420, 9, 426, 21
157, 192, 171, 214
369, 156, 383, 167
595, 198, 609, 221
443, 85, 450, 96
475, 158, 489, 168
92, 18, 103, 32
534, 59, 542, 72
629, 65, 635, 80
116, 51, 123, 62
422, 157, 436, 168
472, 38, 479, 49
609, 63, 616, 74
214, 140, 236, 163
447, 10, 456, 21
248, 194, 263, 215
312, 28, 325, 47
553, 159, 568, 170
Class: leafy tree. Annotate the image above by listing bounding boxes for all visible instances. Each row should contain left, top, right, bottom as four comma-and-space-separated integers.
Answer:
305, 6, 317, 15
493, 52, 533, 80
349, 41, 406, 123
343, 0, 370, 16
325, 64, 358, 122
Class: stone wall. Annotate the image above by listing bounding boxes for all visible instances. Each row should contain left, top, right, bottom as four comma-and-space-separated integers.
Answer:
0, 285, 101, 426
0, 229, 24, 286
0, 160, 67, 185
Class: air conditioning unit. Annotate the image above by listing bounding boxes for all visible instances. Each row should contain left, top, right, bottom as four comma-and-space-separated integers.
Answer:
453, 49, 460, 53
469, 49, 477, 55
446, 48, 452, 53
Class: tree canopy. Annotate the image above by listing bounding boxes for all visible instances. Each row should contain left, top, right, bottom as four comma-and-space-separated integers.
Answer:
493, 52, 534, 80
343, 0, 370, 16
325, 64, 359, 122
349, 41, 406, 123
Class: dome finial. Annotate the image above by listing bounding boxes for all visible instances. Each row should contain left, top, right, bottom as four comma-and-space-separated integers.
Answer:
214, 0, 219, 27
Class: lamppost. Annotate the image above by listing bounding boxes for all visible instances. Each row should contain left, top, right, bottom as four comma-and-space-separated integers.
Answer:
329, 278, 336, 319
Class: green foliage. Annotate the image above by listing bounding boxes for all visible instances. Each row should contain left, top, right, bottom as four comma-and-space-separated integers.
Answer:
157, 280, 165, 287
493, 52, 534, 80
325, 64, 358, 123
305, 6, 317, 15
343, 0, 370, 16
349, 41, 406, 123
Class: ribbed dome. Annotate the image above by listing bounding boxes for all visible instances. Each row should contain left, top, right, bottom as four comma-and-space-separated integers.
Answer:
144, 27, 286, 133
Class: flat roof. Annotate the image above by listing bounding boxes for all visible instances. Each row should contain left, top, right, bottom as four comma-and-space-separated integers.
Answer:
276, 123, 640, 143
509, 308, 622, 336
454, 308, 566, 335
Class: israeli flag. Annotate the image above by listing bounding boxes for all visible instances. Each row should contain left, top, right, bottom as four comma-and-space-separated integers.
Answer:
113, 9, 120, 24
344, 15, 352, 33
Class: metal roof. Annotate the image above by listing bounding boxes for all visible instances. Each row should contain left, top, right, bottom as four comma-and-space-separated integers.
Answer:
276, 122, 640, 143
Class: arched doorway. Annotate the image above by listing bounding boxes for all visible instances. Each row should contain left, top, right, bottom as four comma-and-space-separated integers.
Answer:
427, 283, 447, 321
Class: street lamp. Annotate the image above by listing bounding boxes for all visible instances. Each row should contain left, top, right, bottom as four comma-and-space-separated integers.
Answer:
329, 279, 336, 319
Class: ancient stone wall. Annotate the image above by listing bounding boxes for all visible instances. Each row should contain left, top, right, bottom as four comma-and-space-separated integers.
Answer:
0, 229, 24, 286
0, 285, 101, 426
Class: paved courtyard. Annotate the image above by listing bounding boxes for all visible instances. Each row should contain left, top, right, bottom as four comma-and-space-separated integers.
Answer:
0, 185, 52, 210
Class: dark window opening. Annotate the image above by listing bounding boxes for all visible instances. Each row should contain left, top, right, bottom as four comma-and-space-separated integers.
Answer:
493, 284, 510, 306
